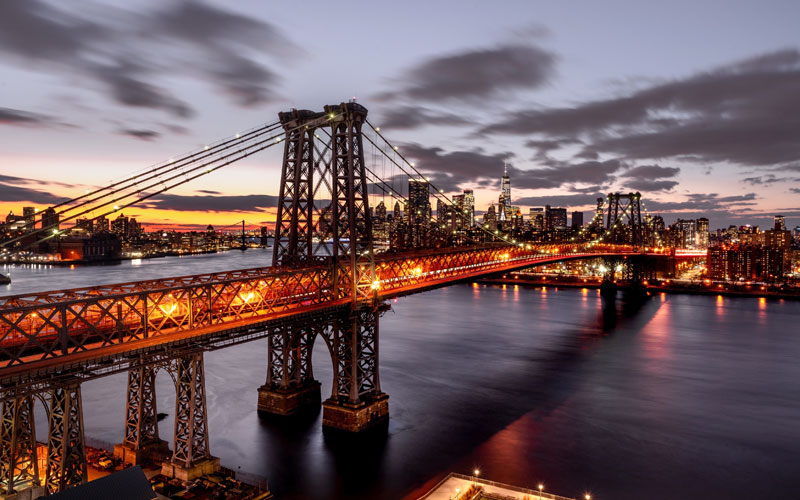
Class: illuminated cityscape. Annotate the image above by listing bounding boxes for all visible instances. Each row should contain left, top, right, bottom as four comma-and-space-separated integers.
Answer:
1, 2, 799, 500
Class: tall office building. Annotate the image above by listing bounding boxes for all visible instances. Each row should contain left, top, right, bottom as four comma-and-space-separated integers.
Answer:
408, 178, 431, 222
529, 208, 544, 232
774, 215, 786, 231
571, 211, 584, 229
463, 189, 475, 227
22, 207, 35, 232
42, 207, 59, 232
696, 218, 710, 248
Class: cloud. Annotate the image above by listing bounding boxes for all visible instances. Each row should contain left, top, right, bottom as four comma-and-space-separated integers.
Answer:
0, 0, 294, 117
0, 107, 52, 127
618, 164, 680, 192
622, 165, 680, 179
0, 174, 76, 189
514, 194, 604, 208
513, 159, 625, 190
141, 193, 278, 212
376, 44, 555, 103
480, 49, 800, 169
119, 128, 161, 141
623, 179, 679, 192
645, 192, 758, 212
741, 174, 798, 185
790, 188, 800, 194
399, 143, 510, 191
376, 106, 472, 130
0, 183, 67, 204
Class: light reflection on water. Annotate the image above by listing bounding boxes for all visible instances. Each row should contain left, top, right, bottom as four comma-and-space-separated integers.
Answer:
4, 250, 800, 500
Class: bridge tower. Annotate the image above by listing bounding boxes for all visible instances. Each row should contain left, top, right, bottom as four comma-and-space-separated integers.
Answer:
606, 192, 644, 248
602, 192, 649, 298
260, 102, 387, 432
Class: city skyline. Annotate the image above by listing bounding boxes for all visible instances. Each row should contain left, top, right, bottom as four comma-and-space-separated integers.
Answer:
2, 0, 800, 230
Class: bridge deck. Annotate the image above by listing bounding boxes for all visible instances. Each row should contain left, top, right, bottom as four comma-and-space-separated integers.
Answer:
0, 244, 641, 385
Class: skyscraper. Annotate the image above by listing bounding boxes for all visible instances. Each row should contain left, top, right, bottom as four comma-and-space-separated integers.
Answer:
696, 218, 710, 248
42, 207, 59, 232
408, 178, 431, 222
774, 215, 786, 231
571, 211, 584, 229
463, 189, 475, 227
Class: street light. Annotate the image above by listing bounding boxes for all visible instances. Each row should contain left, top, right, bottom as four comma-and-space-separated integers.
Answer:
473, 468, 480, 486
585, 494, 591, 500
538, 483, 544, 499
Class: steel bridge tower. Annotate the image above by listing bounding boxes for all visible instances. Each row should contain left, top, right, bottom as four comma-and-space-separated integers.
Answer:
260, 102, 388, 431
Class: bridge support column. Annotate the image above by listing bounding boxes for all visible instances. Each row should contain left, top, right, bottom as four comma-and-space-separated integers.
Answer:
258, 324, 321, 416
0, 392, 42, 499
45, 383, 86, 495
114, 363, 169, 466
322, 305, 389, 432
161, 352, 219, 481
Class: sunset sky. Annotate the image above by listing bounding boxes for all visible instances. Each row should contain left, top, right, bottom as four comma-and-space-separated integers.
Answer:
1, 0, 799, 230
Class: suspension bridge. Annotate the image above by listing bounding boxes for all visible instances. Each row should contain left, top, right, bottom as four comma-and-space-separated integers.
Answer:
0, 102, 684, 495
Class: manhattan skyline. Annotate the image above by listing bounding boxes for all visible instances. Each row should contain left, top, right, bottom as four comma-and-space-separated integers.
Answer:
1, 0, 799, 230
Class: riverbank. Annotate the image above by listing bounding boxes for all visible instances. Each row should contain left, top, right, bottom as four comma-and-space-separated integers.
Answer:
478, 273, 800, 300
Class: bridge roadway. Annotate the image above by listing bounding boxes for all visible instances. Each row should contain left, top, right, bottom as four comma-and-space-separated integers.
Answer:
0, 243, 642, 394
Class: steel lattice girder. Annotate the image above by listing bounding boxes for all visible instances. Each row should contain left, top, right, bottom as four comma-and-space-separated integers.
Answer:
265, 322, 319, 390
320, 304, 385, 404
123, 362, 160, 449
0, 391, 39, 494
169, 353, 210, 468
0, 241, 640, 373
45, 383, 86, 494
0, 266, 333, 369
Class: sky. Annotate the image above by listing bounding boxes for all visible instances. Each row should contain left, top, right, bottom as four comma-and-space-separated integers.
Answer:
1, 0, 799, 230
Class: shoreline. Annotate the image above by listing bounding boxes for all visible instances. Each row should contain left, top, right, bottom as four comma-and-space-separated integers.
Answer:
478, 275, 800, 300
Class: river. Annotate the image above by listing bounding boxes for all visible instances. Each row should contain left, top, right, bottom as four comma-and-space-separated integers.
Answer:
3, 249, 799, 499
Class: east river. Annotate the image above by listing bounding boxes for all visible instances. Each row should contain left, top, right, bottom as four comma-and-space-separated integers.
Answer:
3, 249, 799, 499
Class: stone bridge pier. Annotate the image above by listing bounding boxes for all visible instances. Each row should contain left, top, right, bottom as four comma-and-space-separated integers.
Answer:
258, 303, 389, 432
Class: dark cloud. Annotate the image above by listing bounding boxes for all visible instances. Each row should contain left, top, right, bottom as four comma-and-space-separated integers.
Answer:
619, 165, 680, 192
0, 107, 52, 127
399, 142, 510, 191
513, 159, 625, 190
741, 174, 798, 185
623, 165, 680, 179
790, 188, 800, 194
377, 44, 555, 102
377, 106, 472, 130
623, 179, 679, 192
0, 174, 76, 189
398, 143, 624, 192
514, 193, 604, 208
645, 193, 758, 212
0, 183, 67, 204
0, 0, 293, 117
481, 49, 800, 169
142, 193, 278, 213
119, 128, 161, 141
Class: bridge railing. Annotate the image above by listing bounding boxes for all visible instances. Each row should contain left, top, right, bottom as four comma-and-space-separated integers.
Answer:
0, 266, 333, 369
375, 243, 638, 294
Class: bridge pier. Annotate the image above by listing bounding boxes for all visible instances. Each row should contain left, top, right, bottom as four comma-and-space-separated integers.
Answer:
161, 352, 220, 481
322, 305, 389, 432
258, 324, 321, 416
45, 383, 87, 495
0, 391, 42, 499
114, 363, 169, 466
